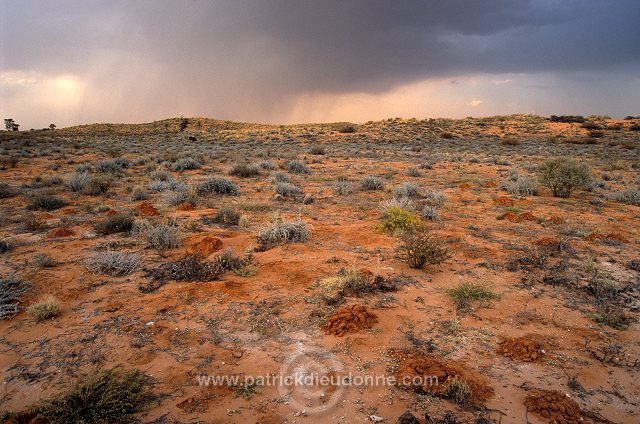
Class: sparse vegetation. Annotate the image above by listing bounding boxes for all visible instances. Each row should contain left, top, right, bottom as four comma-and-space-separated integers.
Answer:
197, 177, 239, 196
94, 213, 135, 235
1, 275, 29, 319
447, 282, 498, 310
286, 160, 310, 174
27, 195, 66, 211
361, 175, 384, 191
257, 217, 310, 247
378, 206, 422, 233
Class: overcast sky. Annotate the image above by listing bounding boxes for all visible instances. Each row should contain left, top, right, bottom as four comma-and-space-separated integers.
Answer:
1, 0, 639, 128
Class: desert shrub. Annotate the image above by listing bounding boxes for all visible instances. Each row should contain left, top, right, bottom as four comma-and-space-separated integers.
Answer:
337, 124, 357, 133
610, 189, 640, 206
334, 181, 353, 195
83, 175, 112, 196
397, 231, 451, 269
75, 163, 92, 173
67, 172, 91, 192
172, 157, 201, 172
32, 368, 145, 424
197, 177, 239, 196
33, 253, 57, 268
131, 185, 148, 201
441, 131, 454, 139
94, 213, 135, 235
257, 160, 277, 170
406, 167, 422, 177
134, 221, 181, 252
587, 130, 604, 138
24, 213, 47, 232
361, 175, 384, 191
271, 171, 291, 183
0, 239, 9, 254
27, 295, 60, 321
27, 195, 66, 211
379, 197, 416, 213
286, 160, 310, 174
150, 250, 250, 283
165, 186, 199, 206
581, 121, 600, 130
148, 178, 186, 193
1, 275, 29, 319
421, 205, 439, 221
0, 182, 18, 198
423, 190, 447, 207
96, 158, 128, 173
211, 249, 252, 272
447, 282, 498, 310
309, 145, 326, 155
149, 170, 171, 182
549, 115, 585, 123
257, 218, 310, 247
501, 176, 539, 196
212, 206, 241, 226
229, 162, 261, 177
86, 251, 139, 276
500, 137, 520, 146
378, 206, 422, 233
395, 182, 420, 197
537, 157, 592, 197
275, 182, 302, 197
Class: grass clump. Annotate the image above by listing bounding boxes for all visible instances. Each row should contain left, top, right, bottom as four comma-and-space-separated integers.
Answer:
27, 295, 60, 321
133, 221, 181, 252
397, 231, 451, 269
172, 157, 201, 172
275, 182, 302, 197
447, 282, 498, 310
32, 368, 145, 424
537, 157, 592, 197
377, 206, 422, 233
197, 177, 239, 196
33, 253, 57, 268
94, 213, 135, 235
395, 182, 420, 197
1, 275, 30, 319
212, 206, 241, 226
440, 376, 471, 404
257, 217, 310, 248
501, 176, 538, 196
361, 175, 384, 191
229, 162, 261, 177
0, 182, 18, 198
27, 195, 66, 211
334, 180, 353, 195
86, 251, 139, 276
150, 250, 250, 283
610, 189, 640, 206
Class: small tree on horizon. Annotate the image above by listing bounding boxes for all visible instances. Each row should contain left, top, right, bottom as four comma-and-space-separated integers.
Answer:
49, 124, 56, 130
4, 118, 19, 131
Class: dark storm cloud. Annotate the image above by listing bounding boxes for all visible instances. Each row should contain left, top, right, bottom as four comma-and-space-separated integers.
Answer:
1, 0, 640, 125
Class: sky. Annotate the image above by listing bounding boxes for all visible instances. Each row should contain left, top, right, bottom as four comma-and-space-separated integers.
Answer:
1, 0, 640, 129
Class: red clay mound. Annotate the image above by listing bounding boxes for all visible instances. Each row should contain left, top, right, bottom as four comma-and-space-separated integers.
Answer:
524, 389, 591, 424
394, 355, 494, 402
47, 227, 74, 238
324, 304, 377, 336
177, 202, 196, 211
495, 196, 515, 207
187, 236, 223, 257
499, 211, 522, 222
497, 336, 545, 362
138, 202, 159, 216
520, 211, 536, 221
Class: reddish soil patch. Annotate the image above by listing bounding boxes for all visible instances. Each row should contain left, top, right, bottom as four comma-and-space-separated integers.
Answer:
324, 304, 377, 336
458, 183, 471, 189
105, 209, 118, 215
138, 202, 159, 216
46, 227, 74, 238
497, 336, 545, 362
547, 215, 564, 224
499, 211, 522, 222
176, 396, 210, 413
394, 355, 494, 402
177, 202, 196, 211
484, 181, 497, 187
520, 211, 536, 221
495, 196, 515, 207
524, 389, 591, 424
535, 237, 561, 247
585, 232, 629, 243
187, 236, 223, 257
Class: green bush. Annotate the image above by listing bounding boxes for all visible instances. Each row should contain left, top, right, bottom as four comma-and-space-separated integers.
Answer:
94, 214, 135, 235
397, 231, 451, 269
377, 206, 422, 233
537, 157, 592, 197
